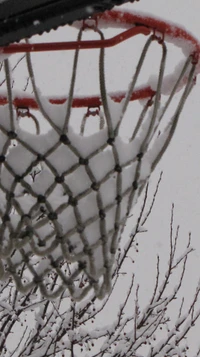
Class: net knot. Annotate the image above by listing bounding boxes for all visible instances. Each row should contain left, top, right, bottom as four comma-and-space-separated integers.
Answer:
37, 195, 46, 203
48, 212, 58, 221
60, 134, 71, 145
68, 196, 78, 207
7, 131, 17, 139
0, 155, 5, 163
79, 157, 89, 165
55, 175, 65, 184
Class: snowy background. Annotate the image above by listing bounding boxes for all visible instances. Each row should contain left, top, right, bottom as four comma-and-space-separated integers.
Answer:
2, 0, 200, 355
126, 0, 200, 353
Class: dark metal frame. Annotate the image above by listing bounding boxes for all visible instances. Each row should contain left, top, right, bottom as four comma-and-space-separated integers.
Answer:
0, 0, 137, 46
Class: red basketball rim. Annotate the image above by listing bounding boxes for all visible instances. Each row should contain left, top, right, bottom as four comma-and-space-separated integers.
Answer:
0, 9, 199, 110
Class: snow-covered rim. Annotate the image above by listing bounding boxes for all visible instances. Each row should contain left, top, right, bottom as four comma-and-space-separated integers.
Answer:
0, 9, 199, 109
100, 10, 200, 54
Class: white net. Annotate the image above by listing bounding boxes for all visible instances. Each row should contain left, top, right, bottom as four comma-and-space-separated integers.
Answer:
0, 25, 197, 300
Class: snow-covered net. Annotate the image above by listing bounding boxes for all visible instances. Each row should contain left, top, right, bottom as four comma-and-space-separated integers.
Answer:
0, 25, 197, 300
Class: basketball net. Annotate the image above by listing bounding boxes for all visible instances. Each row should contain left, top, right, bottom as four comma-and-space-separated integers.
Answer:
0, 10, 199, 300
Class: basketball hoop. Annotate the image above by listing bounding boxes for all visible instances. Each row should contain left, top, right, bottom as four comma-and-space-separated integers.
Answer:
0, 10, 199, 300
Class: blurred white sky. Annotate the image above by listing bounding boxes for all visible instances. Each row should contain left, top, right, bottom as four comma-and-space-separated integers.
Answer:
106, 1, 200, 353
127, 0, 200, 270
125, 1, 200, 353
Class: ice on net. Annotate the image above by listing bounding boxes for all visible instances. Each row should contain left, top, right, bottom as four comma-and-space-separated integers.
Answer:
68, 125, 108, 157
31, 168, 55, 195
89, 148, 115, 181
66, 166, 91, 196
114, 136, 140, 165
17, 126, 59, 155
6, 144, 36, 175
15, 195, 37, 214
48, 143, 78, 175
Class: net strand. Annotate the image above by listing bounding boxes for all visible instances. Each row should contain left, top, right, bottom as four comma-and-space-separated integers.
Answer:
99, 30, 115, 139
116, 35, 156, 136
141, 40, 167, 152
152, 59, 196, 170
25, 44, 61, 135
64, 29, 83, 131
